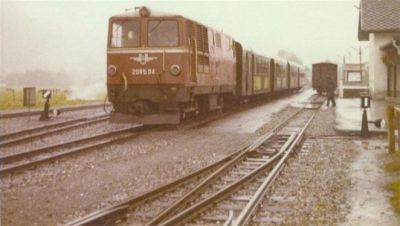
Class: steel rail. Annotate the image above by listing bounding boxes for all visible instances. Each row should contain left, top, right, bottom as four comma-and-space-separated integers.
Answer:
158, 133, 297, 226
0, 117, 88, 140
223, 210, 234, 226
146, 108, 304, 225
1, 113, 110, 139
0, 103, 111, 119
146, 132, 274, 225
232, 110, 318, 226
0, 115, 110, 147
0, 129, 139, 175
158, 105, 322, 226
63, 147, 246, 226
0, 125, 142, 163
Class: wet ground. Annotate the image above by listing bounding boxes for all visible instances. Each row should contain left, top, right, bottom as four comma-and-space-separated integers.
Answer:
342, 138, 400, 226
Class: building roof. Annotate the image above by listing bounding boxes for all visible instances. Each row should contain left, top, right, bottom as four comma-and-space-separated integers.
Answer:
344, 64, 367, 71
358, 0, 400, 41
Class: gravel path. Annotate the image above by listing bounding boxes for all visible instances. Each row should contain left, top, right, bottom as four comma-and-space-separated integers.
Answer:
1, 96, 303, 226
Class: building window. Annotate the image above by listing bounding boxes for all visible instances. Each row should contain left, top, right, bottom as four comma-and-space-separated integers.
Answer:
346, 71, 361, 82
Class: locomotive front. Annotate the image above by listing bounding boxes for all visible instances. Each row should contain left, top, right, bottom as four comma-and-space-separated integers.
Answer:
107, 7, 189, 124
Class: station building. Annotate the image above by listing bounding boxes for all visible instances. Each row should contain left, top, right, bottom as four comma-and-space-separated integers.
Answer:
358, 0, 400, 101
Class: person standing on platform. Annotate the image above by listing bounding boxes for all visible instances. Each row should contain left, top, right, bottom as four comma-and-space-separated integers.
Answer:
326, 77, 336, 107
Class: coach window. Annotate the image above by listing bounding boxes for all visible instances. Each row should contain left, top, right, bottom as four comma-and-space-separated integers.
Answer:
148, 20, 179, 47
110, 20, 140, 48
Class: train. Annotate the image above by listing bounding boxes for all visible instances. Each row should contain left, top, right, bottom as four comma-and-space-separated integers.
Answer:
312, 62, 338, 95
107, 6, 306, 124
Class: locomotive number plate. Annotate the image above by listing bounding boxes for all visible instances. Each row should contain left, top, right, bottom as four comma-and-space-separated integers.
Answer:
132, 68, 156, 76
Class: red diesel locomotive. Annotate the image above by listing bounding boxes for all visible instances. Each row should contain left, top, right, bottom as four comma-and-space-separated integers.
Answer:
107, 7, 305, 124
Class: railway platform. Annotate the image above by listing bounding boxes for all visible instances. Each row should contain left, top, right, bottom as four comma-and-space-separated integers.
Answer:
333, 98, 388, 134
324, 96, 400, 225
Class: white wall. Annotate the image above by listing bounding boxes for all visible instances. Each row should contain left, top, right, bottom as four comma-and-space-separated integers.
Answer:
368, 33, 395, 99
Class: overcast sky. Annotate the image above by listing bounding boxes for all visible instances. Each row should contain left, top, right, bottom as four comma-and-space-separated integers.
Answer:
1, 0, 368, 81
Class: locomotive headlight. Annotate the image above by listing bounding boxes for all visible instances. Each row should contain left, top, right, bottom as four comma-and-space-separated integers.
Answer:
170, 64, 182, 76
107, 65, 117, 76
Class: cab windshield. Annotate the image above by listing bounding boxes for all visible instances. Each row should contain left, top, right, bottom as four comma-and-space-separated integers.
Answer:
148, 20, 178, 47
110, 20, 140, 48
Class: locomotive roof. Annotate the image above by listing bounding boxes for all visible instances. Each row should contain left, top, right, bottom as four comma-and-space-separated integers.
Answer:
110, 7, 233, 40
110, 8, 179, 18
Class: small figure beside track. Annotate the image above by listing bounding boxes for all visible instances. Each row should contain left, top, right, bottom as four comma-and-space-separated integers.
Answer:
39, 90, 51, 121
326, 77, 336, 107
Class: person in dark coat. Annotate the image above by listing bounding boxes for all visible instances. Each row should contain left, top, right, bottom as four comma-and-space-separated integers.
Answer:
326, 77, 336, 107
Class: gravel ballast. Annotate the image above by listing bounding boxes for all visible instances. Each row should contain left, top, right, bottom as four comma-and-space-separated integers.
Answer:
3, 93, 392, 226
1, 97, 302, 225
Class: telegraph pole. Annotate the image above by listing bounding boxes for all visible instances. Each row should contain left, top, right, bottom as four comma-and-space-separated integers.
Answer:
359, 46, 362, 81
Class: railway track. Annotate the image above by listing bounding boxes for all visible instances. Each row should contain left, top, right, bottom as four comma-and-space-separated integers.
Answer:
64, 96, 323, 226
0, 124, 142, 175
0, 114, 110, 147
0, 103, 111, 119
249, 139, 314, 225
63, 146, 246, 226
151, 107, 318, 226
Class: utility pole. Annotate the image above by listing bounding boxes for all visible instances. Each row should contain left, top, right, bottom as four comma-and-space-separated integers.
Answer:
359, 46, 362, 82
337, 54, 346, 98
352, 46, 364, 83
343, 55, 346, 81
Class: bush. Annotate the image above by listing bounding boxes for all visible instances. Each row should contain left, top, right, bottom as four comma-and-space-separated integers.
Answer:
384, 152, 400, 172
385, 152, 400, 214
386, 181, 400, 214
